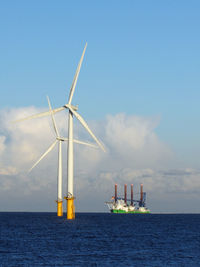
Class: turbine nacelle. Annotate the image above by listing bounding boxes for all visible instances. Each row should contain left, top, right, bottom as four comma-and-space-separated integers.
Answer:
64, 104, 78, 111
56, 137, 65, 142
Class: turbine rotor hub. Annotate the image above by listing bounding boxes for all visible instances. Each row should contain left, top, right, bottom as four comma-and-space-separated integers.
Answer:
64, 104, 78, 111
56, 137, 65, 142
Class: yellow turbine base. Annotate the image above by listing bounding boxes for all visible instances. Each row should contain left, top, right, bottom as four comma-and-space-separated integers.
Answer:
64, 197, 75, 220
56, 201, 63, 217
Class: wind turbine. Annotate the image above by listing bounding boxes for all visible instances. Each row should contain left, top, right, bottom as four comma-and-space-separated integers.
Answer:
28, 95, 65, 217
14, 43, 105, 219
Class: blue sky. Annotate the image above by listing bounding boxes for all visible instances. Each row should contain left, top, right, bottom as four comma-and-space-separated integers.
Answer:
1, 1, 200, 164
0, 1, 200, 212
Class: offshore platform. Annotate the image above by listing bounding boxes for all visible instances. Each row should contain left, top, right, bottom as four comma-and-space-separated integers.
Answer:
105, 184, 150, 213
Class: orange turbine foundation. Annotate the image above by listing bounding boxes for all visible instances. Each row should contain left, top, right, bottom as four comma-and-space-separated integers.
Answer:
56, 201, 63, 217
65, 197, 75, 220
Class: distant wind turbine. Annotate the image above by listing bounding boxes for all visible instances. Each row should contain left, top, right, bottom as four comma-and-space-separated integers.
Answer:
14, 43, 105, 219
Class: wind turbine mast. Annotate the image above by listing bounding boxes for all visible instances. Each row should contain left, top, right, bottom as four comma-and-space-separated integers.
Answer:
65, 110, 74, 219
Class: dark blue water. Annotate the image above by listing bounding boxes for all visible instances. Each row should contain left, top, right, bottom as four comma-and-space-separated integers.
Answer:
0, 213, 200, 266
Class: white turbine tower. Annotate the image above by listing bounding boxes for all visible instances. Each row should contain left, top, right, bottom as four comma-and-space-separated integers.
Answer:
14, 43, 105, 219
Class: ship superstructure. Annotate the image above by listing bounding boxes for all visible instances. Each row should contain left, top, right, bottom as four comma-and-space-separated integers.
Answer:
105, 184, 150, 214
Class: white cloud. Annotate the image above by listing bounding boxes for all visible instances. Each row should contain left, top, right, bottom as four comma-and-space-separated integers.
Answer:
0, 135, 6, 155
0, 107, 200, 212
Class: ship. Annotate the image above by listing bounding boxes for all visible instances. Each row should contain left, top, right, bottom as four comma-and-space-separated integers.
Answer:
105, 184, 150, 214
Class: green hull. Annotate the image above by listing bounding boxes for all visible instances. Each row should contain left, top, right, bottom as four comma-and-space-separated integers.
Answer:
111, 209, 150, 214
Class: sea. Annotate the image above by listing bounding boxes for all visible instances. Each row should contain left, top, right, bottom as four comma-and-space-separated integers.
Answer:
0, 213, 200, 267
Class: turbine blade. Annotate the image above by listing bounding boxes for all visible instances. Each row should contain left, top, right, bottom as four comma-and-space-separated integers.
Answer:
28, 140, 58, 173
62, 137, 98, 148
67, 106, 106, 152
13, 106, 65, 123
74, 139, 98, 148
47, 96, 59, 137
68, 43, 87, 104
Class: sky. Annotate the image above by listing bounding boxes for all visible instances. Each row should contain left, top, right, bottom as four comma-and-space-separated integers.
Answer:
0, 1, 200, 212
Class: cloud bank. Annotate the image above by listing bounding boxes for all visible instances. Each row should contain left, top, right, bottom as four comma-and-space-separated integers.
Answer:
0, 107, 200, 213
